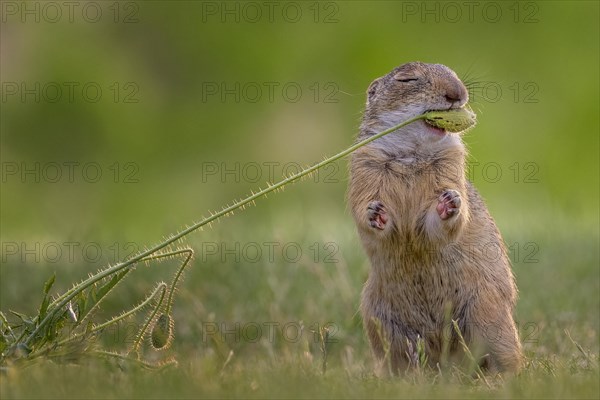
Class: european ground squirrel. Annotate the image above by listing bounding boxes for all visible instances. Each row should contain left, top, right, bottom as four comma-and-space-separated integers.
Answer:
348, 62, 522, 374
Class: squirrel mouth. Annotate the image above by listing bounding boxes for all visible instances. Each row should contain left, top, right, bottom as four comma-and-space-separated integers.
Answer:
422, 119, 447, 136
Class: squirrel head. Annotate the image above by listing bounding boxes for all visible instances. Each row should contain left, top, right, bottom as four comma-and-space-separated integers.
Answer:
360, 62, 470, 154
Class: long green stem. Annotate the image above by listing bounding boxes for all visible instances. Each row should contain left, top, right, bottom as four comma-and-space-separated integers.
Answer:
25, 115, 424, 346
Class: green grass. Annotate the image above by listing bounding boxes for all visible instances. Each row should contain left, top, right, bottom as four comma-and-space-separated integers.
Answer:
1, 207, 598, 399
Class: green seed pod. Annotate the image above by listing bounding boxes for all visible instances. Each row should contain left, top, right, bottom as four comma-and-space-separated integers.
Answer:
424, 107, 477, 133
151, 314, 173, 350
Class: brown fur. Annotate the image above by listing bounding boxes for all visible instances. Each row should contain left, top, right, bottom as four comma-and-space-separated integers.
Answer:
348, 62, 522, 374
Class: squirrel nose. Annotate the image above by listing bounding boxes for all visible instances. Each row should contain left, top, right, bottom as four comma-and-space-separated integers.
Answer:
445, 93, 461, 102
444, 83, 468, 107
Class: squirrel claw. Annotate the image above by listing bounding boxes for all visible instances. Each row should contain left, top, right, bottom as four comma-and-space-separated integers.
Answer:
367, 201, 388, 230
437, 189, 461, 220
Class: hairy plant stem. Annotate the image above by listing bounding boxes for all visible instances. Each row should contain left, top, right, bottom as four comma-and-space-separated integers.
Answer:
25, 114, 426, 347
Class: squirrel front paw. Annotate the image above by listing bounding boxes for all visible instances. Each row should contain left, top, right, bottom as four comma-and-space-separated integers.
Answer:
367, 201, 388, 230
436, 189, 461, 220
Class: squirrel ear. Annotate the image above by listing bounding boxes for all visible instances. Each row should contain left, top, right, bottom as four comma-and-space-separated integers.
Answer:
366, 78, 381, 103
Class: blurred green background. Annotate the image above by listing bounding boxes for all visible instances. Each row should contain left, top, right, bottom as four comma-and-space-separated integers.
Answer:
1, 1, 598, 398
